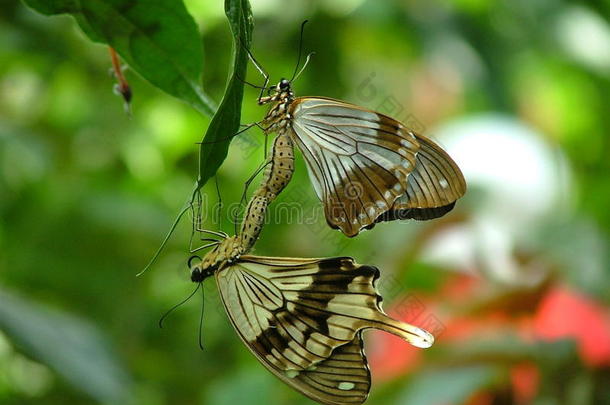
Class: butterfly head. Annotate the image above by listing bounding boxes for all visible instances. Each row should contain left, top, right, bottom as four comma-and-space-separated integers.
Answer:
188, 255, 215, 283
190, 263, 214, 283
258, 78, 294, 106
278, 78, 291, 92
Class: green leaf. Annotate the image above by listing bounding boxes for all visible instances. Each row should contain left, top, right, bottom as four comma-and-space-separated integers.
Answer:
196, 0, 254, 190
0, 289, 131, 403
22, 0, 216, 116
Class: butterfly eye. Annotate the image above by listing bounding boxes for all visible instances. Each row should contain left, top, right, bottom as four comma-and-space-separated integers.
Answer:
190, 268, 204, 283
279, 78, 290, 90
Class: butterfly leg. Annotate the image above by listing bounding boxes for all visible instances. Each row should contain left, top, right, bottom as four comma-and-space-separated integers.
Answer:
240, 160, 272, 208
238, 37, 270, 102
190, 240, 221, 254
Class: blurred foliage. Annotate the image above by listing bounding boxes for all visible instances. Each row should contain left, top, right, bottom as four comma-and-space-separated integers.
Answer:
1, 0, 609, 405
22, 0, 217, 117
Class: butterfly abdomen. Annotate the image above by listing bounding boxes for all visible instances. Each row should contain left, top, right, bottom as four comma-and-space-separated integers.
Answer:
259, 133, 295, 198
239, 195, 269, 251
238, 133, 295, 252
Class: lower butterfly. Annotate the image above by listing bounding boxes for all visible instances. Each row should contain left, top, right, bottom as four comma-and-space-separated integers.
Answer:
191, 248, 432, 405
189, 133, 433, 405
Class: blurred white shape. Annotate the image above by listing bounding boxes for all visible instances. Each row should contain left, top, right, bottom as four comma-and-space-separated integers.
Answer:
427, 34, 486, 84
422, 114, 572, 285
555, 6, 610, 76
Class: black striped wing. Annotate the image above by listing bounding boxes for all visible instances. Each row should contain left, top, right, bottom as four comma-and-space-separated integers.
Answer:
279, 332, 370, 405
288, 97, 419, 237
215, 255, 433, 404
374, 133, 466, 223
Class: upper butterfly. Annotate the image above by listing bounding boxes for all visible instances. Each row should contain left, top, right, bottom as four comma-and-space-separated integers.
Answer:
256, 77, 467, 237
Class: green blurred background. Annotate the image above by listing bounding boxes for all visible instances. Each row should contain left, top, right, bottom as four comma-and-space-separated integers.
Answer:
1, 0, 610, 404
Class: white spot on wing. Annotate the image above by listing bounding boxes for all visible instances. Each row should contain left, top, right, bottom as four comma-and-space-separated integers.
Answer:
285, 370, 299, 379
376, 200, 388, 209
338, 382, 356, 390
439, 178, 449, 189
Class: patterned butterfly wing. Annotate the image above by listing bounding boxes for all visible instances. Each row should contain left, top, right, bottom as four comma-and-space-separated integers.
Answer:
288, 97, 419, 237
278, 332, 371, 405
215, 256, 432, 403
374, 133, 466, 223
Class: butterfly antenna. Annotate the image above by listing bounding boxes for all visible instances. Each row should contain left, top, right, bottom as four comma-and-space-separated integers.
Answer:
198, 284, 206, 351
159, 282, 201, 329
290, 20, 309, 82
292, 52, 315, 83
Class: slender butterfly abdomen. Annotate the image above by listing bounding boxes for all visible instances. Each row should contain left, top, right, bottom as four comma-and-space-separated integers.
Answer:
238, 133, 295, 252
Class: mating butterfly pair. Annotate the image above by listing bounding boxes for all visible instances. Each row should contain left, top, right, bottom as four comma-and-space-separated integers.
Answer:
189, 128, 431, 404
188, 74, 463, 403
188, 25, 465, 404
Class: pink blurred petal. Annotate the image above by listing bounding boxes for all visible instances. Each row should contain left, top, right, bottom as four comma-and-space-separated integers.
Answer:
534, 286, 610, 367
510, 362, 540, 404
368, 330, 422, 382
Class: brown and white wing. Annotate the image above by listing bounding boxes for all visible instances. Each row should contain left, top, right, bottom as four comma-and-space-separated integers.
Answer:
288, 97, 419, 237
215, 255, 432, 403
374, 133, 467, 224
282, 332, 371, 405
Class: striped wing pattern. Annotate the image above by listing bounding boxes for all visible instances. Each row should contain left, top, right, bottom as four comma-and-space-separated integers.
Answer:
375, 133, 467, 223
288, 97, 419, 237
215, 256, 433, 404
280, 332, 370, 405
286, 96, 466, 235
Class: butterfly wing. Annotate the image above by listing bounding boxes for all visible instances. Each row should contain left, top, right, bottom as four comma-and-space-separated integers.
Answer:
215, 255, 432, 403
282, 332, 370, 405
288, 97, 419, 237
374, 133, 467, 223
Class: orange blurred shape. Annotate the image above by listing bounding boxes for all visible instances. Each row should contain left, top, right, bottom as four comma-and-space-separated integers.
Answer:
533, 286, 610, 367
465, 391, 493, 405
510, 362, 540, 404
369, 331, 422, 382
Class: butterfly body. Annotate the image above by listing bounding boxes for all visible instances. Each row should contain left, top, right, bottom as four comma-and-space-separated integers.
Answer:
257, 79, 466, 237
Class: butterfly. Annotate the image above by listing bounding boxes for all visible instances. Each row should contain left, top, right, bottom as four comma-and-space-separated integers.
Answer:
191, 248, 433, 405
255, 82, 466, 237
241, 31, 466, 237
